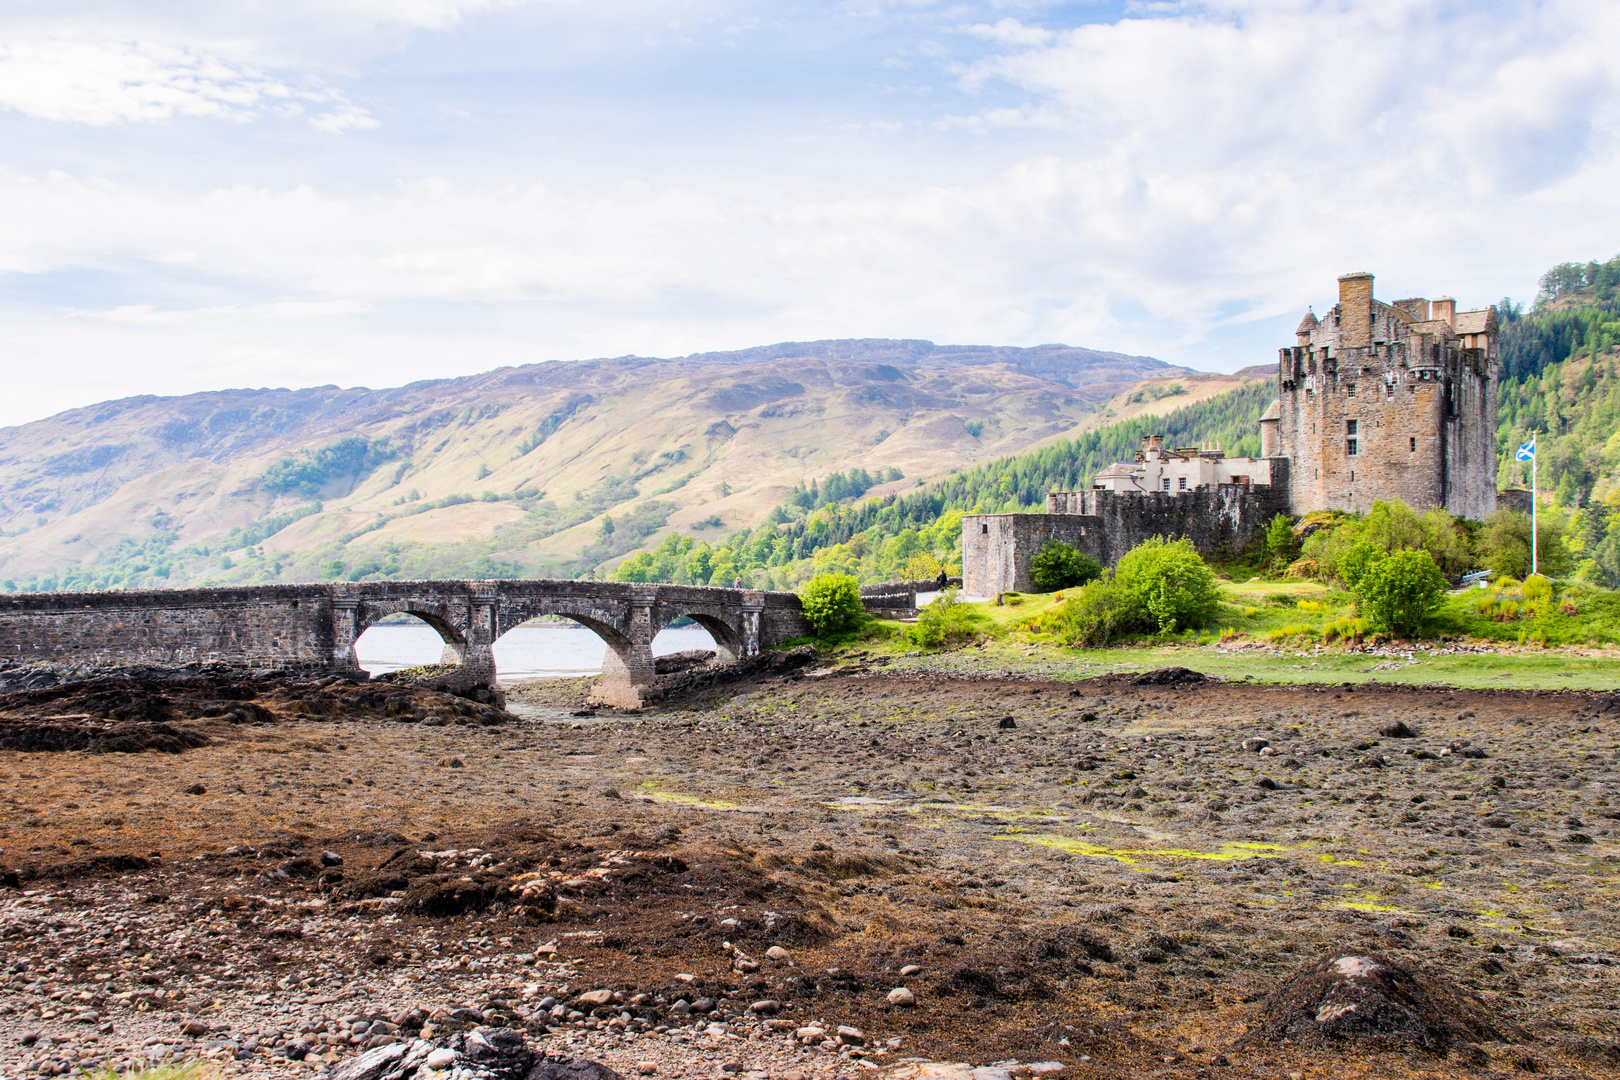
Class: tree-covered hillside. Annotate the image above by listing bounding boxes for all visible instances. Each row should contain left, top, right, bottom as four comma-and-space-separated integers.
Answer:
1493, 254, 1620, 584
613, 376, 1278, 588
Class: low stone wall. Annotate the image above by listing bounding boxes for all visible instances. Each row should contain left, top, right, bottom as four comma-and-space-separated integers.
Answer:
963, 472, 1292, 595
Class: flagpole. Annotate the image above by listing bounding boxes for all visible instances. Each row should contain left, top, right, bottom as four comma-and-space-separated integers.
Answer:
1531, 433, 1538, 578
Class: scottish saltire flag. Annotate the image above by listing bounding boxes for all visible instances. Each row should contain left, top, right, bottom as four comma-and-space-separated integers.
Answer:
1516, 437, 1536, 461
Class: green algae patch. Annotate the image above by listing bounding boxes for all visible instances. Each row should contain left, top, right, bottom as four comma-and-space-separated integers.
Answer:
637, 782, 742, 811
1006, 831, 1290, 867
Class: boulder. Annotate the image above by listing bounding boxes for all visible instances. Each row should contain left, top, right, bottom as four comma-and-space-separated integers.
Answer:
1235, 951, 1520, 1054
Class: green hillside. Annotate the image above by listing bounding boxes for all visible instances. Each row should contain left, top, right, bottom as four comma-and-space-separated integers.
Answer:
617, 254, 1620, 591
613, 376, 1278, 588
1494, 255, 1620, 584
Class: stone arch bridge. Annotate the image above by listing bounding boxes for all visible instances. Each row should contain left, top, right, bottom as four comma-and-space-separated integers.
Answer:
0, 581, 817, 709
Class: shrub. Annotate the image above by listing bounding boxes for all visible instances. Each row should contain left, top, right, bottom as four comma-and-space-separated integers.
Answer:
1051, 578, 1132, 646
1114, 536, 1222, 634
1031, 541, 1103, 592
1354, 549, 1449, 637
906, 590, 988, 648
1263, 513, 1298, 570
800, 573, 865, 636
1478, 508, 1572, 579
1339, 540, 1385, 588
1521, 574, 1554, 604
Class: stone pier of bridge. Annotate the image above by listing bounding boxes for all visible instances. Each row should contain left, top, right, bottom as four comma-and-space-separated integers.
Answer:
0, 580, 813, 709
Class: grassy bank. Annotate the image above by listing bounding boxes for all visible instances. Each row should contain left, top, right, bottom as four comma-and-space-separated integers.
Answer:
836, 579, 1620, 692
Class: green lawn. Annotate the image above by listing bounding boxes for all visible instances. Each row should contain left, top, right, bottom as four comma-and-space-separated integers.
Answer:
843, 579, 1620, 692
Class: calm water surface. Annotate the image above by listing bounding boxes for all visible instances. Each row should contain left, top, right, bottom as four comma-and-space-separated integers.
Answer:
354, 622, 718, 684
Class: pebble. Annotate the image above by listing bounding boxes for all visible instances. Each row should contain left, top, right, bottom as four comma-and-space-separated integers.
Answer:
425, 1048, 458, 1069
1241, 737, 1269, 752
764, 947, 792, 962
636, 1063, 657, 1076
577, 991, 615, 1007
886, 988, 917, 1007
899, 965, 922, 977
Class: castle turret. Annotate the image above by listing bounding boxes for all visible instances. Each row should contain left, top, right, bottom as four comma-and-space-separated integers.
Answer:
1295, 309, 1318, 346
1259, 398, 1282, 458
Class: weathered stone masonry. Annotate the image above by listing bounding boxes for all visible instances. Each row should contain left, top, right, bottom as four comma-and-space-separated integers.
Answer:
963, 467, 1291, 595
0, 580, 813, 710
961, 270, 1499, 595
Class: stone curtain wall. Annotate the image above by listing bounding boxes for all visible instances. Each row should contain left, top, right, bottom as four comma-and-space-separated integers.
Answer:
963, 475, 1290, 594
0, 579, 817, 710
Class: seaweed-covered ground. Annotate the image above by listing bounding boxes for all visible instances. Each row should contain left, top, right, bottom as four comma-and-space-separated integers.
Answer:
1, 662, 1618, 1080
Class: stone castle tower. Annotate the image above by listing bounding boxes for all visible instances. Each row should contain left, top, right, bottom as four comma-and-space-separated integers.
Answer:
1274, 272, 1498, 518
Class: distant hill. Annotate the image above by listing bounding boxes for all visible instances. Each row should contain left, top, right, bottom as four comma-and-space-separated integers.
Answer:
0, 338, 1221, 590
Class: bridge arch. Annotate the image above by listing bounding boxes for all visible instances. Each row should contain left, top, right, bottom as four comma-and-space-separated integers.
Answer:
353, 599, 470, 668
652, 606, 743, 664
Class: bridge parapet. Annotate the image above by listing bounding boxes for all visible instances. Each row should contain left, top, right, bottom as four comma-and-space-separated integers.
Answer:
0, 579, 814, 709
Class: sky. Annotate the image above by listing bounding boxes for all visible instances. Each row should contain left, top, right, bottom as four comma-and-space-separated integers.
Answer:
1, 0, 1617, 428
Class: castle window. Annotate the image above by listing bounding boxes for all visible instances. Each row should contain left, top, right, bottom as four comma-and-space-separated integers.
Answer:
1346, 419, 1357, 435
981, 523, 989, 535
1346, 438, 1358, 456
1162, 478, 1171, 491
1347, 383, 1356, 397
1410, 437, 1416, 452
1178, 477, 1187, 491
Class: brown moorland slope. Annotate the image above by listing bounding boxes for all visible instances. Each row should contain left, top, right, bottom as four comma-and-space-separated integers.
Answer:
0, 340, 1243, 587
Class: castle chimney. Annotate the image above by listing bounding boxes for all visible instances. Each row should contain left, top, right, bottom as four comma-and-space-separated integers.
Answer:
1432, 296, 1455, 327
1338, 272, 1374, 349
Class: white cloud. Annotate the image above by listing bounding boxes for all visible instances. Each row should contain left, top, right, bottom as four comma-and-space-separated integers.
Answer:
1, 0, 1618, 428
0, 31, 376, 131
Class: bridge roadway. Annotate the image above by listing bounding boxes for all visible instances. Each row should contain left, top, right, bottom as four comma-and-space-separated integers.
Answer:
0, 580, 815, 709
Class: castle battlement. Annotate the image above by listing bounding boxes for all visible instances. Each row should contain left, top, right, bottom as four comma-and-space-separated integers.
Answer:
959, 271, 1499, 595
1277, 273, 1497, 518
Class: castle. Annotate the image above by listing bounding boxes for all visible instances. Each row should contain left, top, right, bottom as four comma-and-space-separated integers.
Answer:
963, 272, 1500, 595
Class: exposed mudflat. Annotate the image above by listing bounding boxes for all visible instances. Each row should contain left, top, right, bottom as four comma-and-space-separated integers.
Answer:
2, 662, 1618, 1080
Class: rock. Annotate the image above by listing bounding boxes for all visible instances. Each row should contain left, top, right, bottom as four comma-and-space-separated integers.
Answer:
887, 987, 917, 1007
748, 1001, 781, 1015
425, 1048, 458, 1070
182, 783, 206, 796
180, 1020, 208, 1037
764, 1020, 795, 1032
1132, 667, 1205, 686
836, 1025, 865, 1045
1234, 951, 1521, 1054
575, 990, 615, 1007
691, 997, 716, 1014
795, 1027, 827, 1044
1242, 738, 1269, 752
899, 964, 922, 976
448, 1008, 484, 1024
765, 946, 792, 962
998, 717, 1017, 730
1255, 777, 1280, 790
321, 851, 345, 867
636, 1064, 657, 1076
721, 1064, 743, 1074
1259, 745, 1279, 757
1380, 721, 1416, 738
